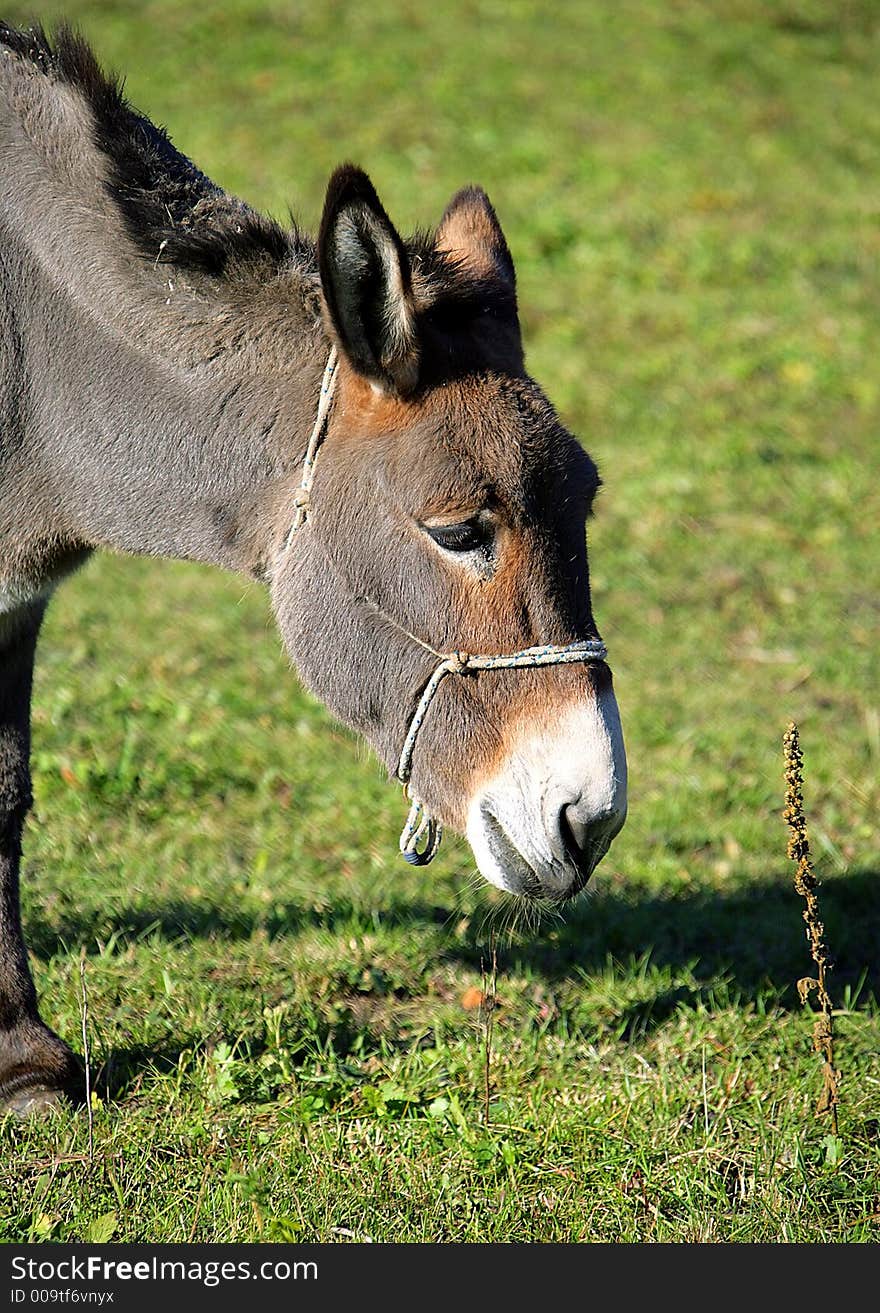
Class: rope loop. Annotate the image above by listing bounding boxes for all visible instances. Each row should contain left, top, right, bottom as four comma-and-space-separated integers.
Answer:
399, 797, 443, 866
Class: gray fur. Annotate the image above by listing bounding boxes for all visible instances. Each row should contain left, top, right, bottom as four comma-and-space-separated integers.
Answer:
0, 29, 617, 1111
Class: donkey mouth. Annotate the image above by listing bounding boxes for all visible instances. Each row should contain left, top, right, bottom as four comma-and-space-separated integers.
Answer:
480, 808, 547, 899
474, 804, 602, 903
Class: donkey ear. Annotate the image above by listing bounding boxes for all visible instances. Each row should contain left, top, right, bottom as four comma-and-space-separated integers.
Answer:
318, 165, 419, 396
435, 186, 516, 289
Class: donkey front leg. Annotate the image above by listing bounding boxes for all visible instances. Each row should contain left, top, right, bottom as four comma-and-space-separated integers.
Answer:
0, 602, 80, 1115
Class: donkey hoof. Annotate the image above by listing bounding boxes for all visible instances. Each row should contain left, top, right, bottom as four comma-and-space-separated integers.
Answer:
2, 1081, 69, 1119
0, 1024, 82, 1119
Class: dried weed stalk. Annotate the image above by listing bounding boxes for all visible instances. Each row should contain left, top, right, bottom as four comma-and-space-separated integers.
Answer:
782, 722, 840, 1136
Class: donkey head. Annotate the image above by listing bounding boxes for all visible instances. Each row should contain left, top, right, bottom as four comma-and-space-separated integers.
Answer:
271, 167, 626, 901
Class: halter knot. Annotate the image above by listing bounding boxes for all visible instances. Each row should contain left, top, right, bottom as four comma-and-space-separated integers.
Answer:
448, 651, 470, 674
292, 488, 311, 511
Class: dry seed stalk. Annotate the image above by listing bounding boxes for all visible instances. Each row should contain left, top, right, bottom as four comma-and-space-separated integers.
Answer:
782, 722, 840, 1136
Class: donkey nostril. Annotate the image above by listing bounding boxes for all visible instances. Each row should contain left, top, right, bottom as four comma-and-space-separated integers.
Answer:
558, 801, 621, 875
560, 803, 590, 864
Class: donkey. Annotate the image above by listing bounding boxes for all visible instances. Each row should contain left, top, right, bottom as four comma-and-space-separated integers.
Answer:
0, 25, 627, 1115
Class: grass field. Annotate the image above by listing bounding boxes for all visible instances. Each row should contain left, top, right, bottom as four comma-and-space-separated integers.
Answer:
1, 0, 878, 1243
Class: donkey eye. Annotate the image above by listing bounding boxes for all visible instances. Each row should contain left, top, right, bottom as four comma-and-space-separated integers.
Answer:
424, 518, 492, 554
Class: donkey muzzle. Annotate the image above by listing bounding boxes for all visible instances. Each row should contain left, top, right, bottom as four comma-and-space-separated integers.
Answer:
465, 687, 627, 901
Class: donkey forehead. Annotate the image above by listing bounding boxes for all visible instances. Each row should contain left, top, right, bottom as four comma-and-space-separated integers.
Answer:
339, 372, 599, 520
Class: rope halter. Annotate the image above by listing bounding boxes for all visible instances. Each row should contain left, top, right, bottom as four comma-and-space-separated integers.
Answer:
395, 638, 607, 864
282, 345, 339, 549
282, 348, 610, 866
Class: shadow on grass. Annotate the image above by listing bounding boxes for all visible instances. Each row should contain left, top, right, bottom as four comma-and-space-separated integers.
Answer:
22, 894, 456, 961
19, 868, 876, 1101
24, 866, 879, 1009
482, 865, 880, 1002
93, 1040, 201, 1103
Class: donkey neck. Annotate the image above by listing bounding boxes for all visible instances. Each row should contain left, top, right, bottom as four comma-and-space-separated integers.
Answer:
13, 227, 329, 579
1, 54, 328, 580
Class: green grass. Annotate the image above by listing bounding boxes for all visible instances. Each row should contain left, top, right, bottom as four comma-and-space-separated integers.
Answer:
2, 0, 879, 1242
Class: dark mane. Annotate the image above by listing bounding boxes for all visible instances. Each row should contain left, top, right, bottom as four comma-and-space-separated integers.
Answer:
0, 22, 303, 279
0, 24, 515, 333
